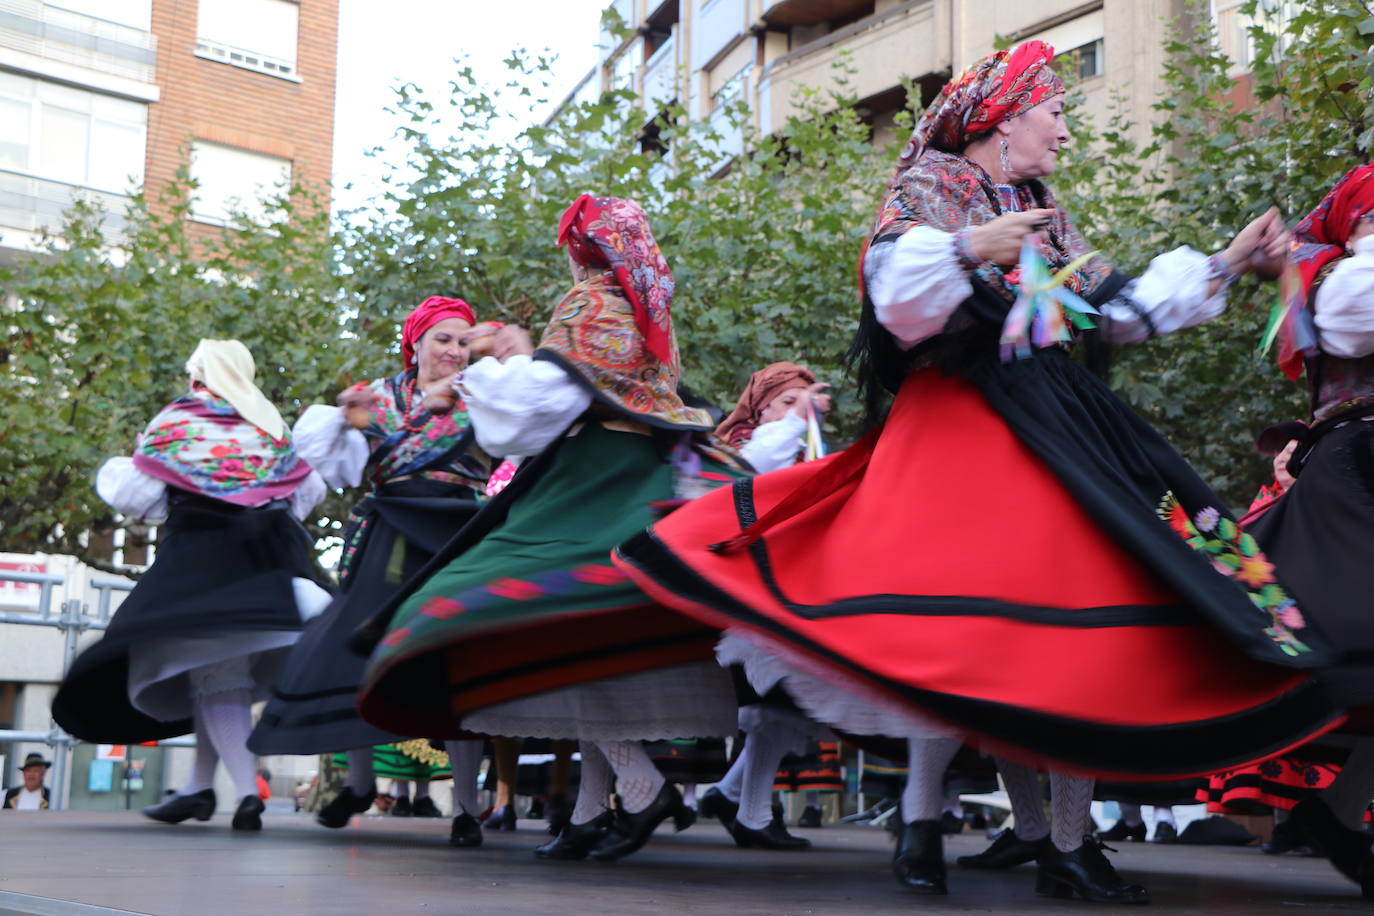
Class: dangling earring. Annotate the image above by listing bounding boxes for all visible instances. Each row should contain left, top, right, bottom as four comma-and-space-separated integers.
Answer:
999, 137, 1012, 173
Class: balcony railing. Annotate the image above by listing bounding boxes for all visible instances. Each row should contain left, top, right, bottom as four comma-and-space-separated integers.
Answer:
0, 0, 156, 83
643, 34, 677, 108
762, 0, 875, 27
0, 169, 132, 242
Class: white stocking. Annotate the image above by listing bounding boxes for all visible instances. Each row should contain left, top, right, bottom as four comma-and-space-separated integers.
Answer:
571, 741, 613, 825
178, 704, 220, 796
194, 687, 258, 802
995, 757, 1049, 841
736, 724, 796, 830
681, 783, 698, 809
900, 737, 962, 824
344, 748, 375, 796
1320, 737, 1374, 830
1153, 806, 1175, 827
715, 745, 747, 802
1050, 772, 1096, 853
1119, 801, 1143, 827
597, 740, 665, 814
445, 740, 483, 817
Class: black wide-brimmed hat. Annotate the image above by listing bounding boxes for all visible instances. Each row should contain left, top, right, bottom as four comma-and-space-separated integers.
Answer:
19, 753, 51, 770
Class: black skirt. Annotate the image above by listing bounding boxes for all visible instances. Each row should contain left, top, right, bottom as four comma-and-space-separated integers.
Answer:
248, 481, 480, 755
52, 495, 322, 743
1250, 414, 1374, 709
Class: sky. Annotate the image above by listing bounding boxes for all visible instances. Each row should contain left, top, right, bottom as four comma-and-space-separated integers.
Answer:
330, 0, 608, 216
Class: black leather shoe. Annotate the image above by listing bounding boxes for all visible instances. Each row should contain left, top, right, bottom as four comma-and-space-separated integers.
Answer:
940, 811, 964, 835
728, 817, 811, 850
1035, 836, 1148, 904
449, 813, 483, 848
142, 789, 216, 824
956, 829, 1050, 869
231, 796, 265, 831
798, 805, 822, 828
1292, 798, 1372, 884
391, 796, 412, 817
535, 812, 614, 860
1098, 819, 1147, 842
316, 787, 376, 829
590, 783, 686, 861
482, 804, 517, 831
412, 796, 442, 818
893, 820, 946, 894
698, 786, 738, 826
546, 794, 572, 836
1150, 822, 1179, 844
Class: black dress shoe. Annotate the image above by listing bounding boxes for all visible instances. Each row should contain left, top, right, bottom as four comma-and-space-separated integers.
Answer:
535, 812, 614, 860
728, 817, 811, 850
698, 786, 738, 825
317, 787, 376, 829
1150, 822, 1179, 844
391, 795, 412, 817
676, 806, 697, 831
482, 804, 517, 831
142, 789, 216, 824
546, 793, 572, 836
798, 805, 822, 828
231, 796, 265, 831
940, 811, 964, 835
893, 820, 946, 894
412, 796, 443, 818
449, 813, 483, 848
1292, 798, 1373, 884
956, 829, 1050, 869
1035, 836, 1148, 904
590, 783, 687, 861
1098, 819, 1147, 842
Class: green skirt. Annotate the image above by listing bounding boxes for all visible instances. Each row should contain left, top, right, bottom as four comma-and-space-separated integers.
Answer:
330, 739, 451, 781
358, 421, 745, 738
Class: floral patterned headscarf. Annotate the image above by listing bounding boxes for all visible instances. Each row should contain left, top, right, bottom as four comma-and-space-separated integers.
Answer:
898, 40, 1064, 168
557, 194, 676, 367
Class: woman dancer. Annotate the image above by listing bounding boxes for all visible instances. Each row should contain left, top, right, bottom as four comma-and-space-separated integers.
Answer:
356, 195, 745, 863
616, 41, 1335, 904
53, 339, 330, 831
248, 297, 492, 847
1246, 163, 1374, 895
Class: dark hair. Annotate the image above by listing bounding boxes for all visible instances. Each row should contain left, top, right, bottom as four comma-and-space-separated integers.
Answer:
845, 290, 909, 429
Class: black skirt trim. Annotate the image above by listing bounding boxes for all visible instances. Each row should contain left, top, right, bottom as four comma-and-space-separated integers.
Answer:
616, 529, 1342, 777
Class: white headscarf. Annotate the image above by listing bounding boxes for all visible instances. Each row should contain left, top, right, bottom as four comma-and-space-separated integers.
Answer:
185, 339, 286, 440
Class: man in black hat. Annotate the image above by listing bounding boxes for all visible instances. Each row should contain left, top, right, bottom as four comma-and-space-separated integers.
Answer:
4, 753, 52, 810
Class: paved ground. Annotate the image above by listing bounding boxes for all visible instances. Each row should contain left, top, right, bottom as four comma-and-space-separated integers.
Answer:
0, 810, 1370, 915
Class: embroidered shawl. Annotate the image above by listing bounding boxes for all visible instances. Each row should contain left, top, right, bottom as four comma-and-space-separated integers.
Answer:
356, 370, 488, 486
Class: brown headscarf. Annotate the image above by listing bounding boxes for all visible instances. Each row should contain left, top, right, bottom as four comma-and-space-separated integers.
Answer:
715, 362, 815, 448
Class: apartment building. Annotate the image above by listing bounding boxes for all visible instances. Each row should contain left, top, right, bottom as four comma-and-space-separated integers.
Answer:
0, 0, 338, 807
0, 0, 338, 260
559, 0, 1210, 162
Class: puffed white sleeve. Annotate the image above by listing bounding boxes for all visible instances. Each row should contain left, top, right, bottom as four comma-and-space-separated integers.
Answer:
292, 404, 369, 490
1314, 235, 1374, 359
740, 413, 807, 473
1098, 246, 1228, 344
289, 470, 328, 521
864, 227, 973, 349
460, 355, 593, 458
96, 456, 168, 522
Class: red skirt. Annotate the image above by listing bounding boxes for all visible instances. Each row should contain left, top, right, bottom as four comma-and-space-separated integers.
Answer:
616, 365, 1339, 779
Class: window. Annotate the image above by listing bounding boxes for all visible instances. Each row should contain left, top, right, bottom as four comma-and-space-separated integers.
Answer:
0, 71, 148, 193
49, 0, 152, 31
196, 0, 299, 79
1059, 38, 1104, 81
1027, 10, 1104, 82
189, 141, 291, 225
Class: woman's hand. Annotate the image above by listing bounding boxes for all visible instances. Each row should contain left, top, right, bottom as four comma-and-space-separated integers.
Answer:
1225, 207, 1288, 281
336, 385, 378, 410
967, 209, 1058, 266
789, 382, 832, 418
486, 325, 534, 362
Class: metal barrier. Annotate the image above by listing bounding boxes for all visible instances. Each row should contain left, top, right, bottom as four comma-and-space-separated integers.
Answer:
0, 569, 146, 809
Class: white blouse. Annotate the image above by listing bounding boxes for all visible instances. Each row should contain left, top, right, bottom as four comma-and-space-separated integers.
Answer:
292, 404, 370, 491
458, 355, 592, 458
1313, 235, 1374, 359
740, 413, 807, 473
864, 226, 1227, 348
95, 457, 326, 523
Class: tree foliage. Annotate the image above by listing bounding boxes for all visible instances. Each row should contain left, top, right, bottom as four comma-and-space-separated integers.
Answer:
5, 3, 1374, 561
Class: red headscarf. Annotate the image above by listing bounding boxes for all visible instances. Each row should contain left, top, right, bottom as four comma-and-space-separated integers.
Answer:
1282, 164, 1374, 378
897, 41, 1064, 169
401, 296, 477, 369
715, 362, 815, 448
557, 194, 675, 367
